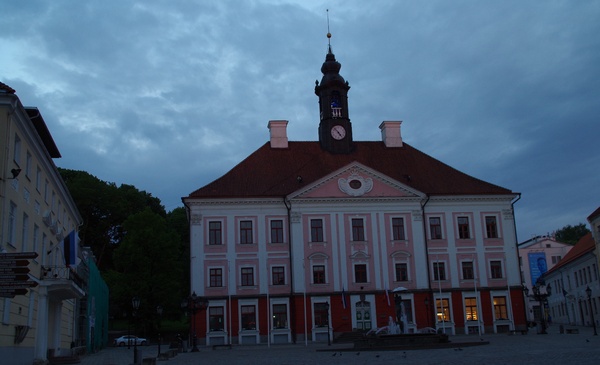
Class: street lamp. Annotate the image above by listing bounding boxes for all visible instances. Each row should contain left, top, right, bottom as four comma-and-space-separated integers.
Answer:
523, 284, 530, 328
531, 281, 551, 334
132, 297, 141, 364
586, 286, 598, 336
181, 292, 209, 352
324, 302, 331, 346
156, 305, 163, 357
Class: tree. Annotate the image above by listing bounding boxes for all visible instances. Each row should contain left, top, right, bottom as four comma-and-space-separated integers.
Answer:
59, 168, 166, 270
555, 223, 590, 245
106, 208, 183, 333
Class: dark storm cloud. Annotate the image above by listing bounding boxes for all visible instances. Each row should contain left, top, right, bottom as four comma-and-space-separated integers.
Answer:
1, 0, 599, 236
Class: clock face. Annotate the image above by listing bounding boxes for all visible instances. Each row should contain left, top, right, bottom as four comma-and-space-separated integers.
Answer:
331, 125, 346, 140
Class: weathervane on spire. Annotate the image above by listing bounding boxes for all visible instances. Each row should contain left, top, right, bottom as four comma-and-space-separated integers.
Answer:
326, 9, 332, 48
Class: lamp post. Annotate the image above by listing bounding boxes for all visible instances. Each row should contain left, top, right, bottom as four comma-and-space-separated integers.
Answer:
324, 302, 331, 346
586, 286, 598, 336
132, 296, 141, 364
181, 292, 208, 352
523, 284, 530, 327
531, 281, 551, 334
156, 305, 163, 357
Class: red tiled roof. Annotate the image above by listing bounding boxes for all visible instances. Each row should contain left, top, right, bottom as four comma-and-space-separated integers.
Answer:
0, 82, 16, 94
188, 141, 514, 198
547, 232, 595, 273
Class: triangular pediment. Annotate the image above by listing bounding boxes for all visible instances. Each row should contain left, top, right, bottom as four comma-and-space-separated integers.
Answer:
288, 162, 424, 200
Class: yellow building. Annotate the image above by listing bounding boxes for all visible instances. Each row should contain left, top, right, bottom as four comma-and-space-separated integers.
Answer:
1, 82, 84, 364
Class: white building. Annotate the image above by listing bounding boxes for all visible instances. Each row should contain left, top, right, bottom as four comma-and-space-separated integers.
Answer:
1, 82, 85, 364
183, 45, 525, 345
518, 235, 573, 324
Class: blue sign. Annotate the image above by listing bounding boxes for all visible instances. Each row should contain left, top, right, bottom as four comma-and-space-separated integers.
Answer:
528, 252, 548, 285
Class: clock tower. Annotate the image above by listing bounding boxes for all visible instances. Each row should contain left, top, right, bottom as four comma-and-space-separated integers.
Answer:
315, 42, 353, 154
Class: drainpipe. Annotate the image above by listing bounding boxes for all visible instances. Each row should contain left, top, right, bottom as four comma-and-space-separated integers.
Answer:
510, 193, 525, 330
420, 195, 432, 326
284, 197, 296, 343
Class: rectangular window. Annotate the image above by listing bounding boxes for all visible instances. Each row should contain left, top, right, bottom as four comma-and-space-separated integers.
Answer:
22, 213, 29, 251
241, 305, 256, 330
13, 134, 21, 165
465, 297, 478, 321
272, 266, 285, 285
458, 216, 470, 239
493, 297, 508, 320
395, 263, 408, 282
36, 167, 41, 192
314, 302, 329, 327
26, 151, 32, 178
462, 261, 474, 280
429, 217, 442, 239
240, 220, 253, 244
352, 218, 365, 241
209, 307, 224, 331
392, 217, 405, 240
33, 224, 39, 254
433, 262, 446, 281
209, 221, 222, 245
436, 298, 450, 322
8, 202, 17, 247
485, 216, 498, 238
313, 265, 326, 284
551, 255, 561, 264
354, 264, 367, 283
310, 219, 324, 242
272, 304, 288, 329
270, 219, 284, 243
490, 260, 503, 279
241, 267, 254, 286
209, 268, 223, 287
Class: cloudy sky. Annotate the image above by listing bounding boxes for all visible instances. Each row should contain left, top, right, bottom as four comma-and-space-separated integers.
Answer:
2, 0, 599, 242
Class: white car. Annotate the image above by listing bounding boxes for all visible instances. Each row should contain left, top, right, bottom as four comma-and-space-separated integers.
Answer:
114, 335, 147, 346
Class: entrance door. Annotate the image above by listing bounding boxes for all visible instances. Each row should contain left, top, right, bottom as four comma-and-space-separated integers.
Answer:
355, 300, 371, 331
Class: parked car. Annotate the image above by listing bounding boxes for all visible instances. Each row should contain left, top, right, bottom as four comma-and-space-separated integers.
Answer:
114, 335, 147, 346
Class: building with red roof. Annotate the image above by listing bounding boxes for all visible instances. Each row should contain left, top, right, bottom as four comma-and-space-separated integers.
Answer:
544, 231, 598, 328
183, 42, 524, 345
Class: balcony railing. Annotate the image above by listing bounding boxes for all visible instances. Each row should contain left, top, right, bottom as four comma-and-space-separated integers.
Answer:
41, 265, 86, 291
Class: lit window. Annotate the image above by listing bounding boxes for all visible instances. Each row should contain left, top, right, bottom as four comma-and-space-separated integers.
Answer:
465, 297, 478, 321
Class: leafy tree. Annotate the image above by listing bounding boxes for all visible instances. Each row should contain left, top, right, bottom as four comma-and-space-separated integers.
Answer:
167, 207, 190, 294
555, 223, 590, 245
106, 208, 183, 333
59, 168, 166, 270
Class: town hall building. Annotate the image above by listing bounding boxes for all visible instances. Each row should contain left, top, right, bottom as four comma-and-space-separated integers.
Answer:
183, 41, 524, 346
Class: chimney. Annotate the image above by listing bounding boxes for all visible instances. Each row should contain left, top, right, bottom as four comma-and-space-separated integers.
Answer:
379, 121, 403, 147
268, 120, 289, 148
